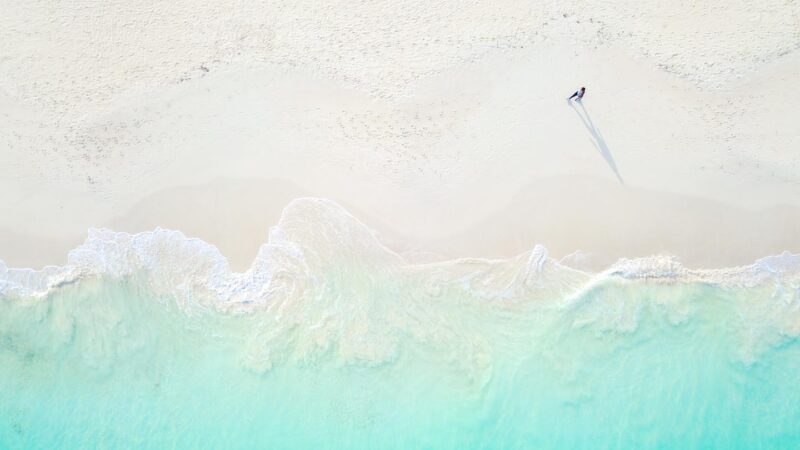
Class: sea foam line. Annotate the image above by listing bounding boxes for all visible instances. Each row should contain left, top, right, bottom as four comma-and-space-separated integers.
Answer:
1, 198, 799, 304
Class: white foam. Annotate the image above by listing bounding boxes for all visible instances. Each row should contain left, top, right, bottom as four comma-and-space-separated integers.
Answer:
2, 198, 797, 308
2, 198, 799, 371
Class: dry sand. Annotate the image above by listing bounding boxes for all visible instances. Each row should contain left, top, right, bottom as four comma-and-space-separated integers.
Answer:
1, 0, 798, 270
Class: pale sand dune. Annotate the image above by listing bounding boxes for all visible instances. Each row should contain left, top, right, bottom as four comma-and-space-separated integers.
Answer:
0, 0, 798, 269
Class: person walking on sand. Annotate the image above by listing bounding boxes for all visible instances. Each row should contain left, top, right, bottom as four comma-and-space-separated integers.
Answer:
568, 87, 586, 102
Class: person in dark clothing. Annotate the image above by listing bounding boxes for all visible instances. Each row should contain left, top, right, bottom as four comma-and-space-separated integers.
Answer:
568, 87, 586, 102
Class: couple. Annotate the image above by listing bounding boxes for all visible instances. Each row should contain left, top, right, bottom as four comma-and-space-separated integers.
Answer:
568, 86, 586, 102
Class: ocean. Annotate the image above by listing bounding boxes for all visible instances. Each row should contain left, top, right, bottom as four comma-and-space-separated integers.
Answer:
1, 199, 799, 449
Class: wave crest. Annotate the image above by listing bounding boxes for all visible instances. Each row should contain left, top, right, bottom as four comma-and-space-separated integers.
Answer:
2, 198, 799, 304
1, 198, 799, 373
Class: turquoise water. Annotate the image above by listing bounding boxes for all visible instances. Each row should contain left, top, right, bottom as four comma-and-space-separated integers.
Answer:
1, 273, 799, 449
1, 201, 799, 449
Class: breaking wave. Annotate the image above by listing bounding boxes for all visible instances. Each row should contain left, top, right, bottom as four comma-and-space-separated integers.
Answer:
2, 197, 798, 303
1, 198, 800, 449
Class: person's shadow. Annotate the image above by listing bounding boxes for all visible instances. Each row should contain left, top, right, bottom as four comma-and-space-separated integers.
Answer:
569, 101, 624, 184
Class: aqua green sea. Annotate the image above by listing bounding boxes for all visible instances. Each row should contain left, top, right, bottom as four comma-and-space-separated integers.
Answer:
1, 201, 799, 449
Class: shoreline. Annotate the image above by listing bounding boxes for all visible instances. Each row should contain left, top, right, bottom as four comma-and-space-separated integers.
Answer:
1, 176, 798, 272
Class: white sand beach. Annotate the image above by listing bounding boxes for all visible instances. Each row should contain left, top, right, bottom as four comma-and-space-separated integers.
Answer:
1, 0, 799, 270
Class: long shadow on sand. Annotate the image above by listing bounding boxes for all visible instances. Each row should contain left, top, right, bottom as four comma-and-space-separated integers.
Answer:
569, 101, 624, 184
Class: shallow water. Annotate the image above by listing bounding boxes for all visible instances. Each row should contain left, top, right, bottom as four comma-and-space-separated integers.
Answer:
1, 200, 799, 449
